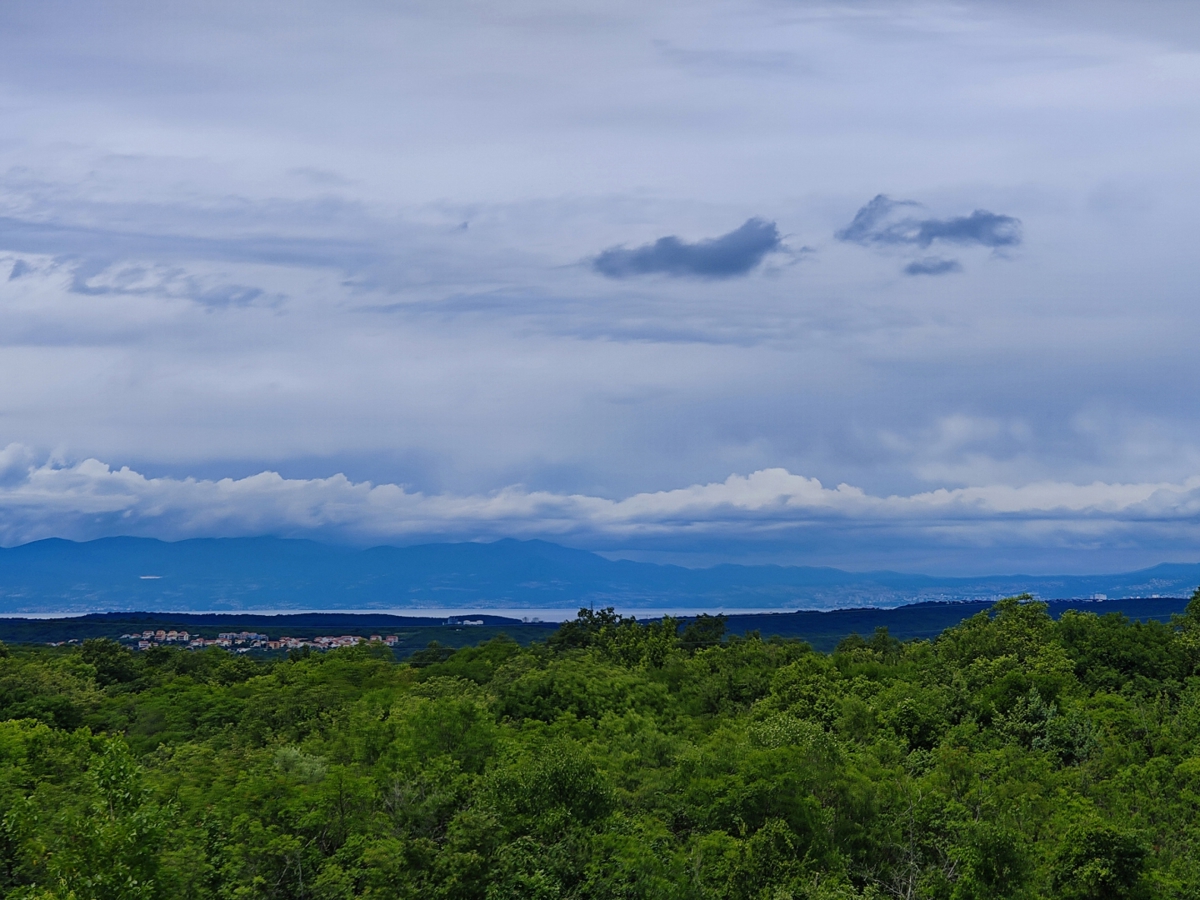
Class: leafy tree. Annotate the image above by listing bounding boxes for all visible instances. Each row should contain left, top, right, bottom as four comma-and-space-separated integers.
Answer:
1050, 822, 1149, 900
79, 639, 140, 687
38, 739, 174, 900
678, 614, 727, 651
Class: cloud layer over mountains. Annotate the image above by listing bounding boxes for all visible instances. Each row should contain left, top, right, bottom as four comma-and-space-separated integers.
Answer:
4, 444, 1200, 574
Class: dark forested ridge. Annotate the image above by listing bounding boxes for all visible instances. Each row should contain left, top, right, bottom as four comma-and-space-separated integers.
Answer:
3, 596, 1200, 898
719, 595, 1189, 652
3, 535, 1200, 613
0, 595, 1188, 652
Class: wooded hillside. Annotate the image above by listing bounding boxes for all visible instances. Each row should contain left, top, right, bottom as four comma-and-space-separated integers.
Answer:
3, 596, 1199, 899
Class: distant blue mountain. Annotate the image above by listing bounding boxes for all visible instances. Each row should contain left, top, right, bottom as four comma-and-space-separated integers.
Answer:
0, 536, 1197, 614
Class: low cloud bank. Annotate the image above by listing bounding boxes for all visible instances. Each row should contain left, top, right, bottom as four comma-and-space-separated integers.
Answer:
593, 218, 781, 279
1, 445, 1199, 556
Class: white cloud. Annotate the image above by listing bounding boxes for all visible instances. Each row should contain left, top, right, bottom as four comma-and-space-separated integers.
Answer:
3, 447, 1200, 566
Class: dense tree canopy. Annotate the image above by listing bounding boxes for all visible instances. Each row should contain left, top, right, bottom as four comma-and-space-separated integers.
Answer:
2, 595, 1200, 898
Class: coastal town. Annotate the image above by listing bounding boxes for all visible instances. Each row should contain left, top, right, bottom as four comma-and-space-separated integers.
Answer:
117, 629, 401, 652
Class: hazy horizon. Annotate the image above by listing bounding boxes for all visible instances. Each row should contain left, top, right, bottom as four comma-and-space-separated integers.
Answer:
6, 532, 1200, 580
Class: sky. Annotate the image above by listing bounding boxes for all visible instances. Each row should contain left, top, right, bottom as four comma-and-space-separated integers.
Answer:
2, 0, 1200, 573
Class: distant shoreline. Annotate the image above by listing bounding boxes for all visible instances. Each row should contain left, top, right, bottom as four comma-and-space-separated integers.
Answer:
0, 593, 1186, 621
2, 595, 1188, 654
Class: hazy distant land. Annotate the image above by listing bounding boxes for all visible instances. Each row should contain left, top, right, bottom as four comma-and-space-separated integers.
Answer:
0, 536, 1198, 616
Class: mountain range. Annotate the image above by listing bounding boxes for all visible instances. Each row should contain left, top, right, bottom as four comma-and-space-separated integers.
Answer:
0, 536, 1197, 614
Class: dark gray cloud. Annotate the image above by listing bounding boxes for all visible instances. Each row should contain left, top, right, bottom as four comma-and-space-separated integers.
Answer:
837, 195, 1022, 249
904, 257, 962, 276
914, 211, 1021, 248
593, 218, 781, 279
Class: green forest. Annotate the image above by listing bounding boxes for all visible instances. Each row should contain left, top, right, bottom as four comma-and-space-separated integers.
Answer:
2, 595, 1200, 899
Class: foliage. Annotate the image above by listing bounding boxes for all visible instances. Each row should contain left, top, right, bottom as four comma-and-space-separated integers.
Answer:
2, 600, 1200, 897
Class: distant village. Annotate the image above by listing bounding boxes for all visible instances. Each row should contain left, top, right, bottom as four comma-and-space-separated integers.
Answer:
118, 629, 402, 652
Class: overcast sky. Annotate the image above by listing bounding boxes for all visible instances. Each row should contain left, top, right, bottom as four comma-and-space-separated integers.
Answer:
2, 0, 1199, 573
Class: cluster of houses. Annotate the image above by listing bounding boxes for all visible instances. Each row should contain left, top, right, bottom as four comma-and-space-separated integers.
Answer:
118, 629, 400, 652
272, 634, 400, 651
120, 629, 195, 650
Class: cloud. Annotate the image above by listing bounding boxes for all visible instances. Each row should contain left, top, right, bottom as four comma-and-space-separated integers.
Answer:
593, 218, 782, 279
0, 444, 35, 487
904, 257, 962, 276
2, 447, 1200, 563
0, 213, 377, 274
64, 259, 271, 308
835, 195, 919, 245
837, 195, 1022, 249
386, 287, 799, 347
914, 211, 1021, 248
8, 260, 30, 280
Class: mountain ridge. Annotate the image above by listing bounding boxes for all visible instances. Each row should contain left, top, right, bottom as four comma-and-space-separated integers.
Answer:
0, 535, 1197, 613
